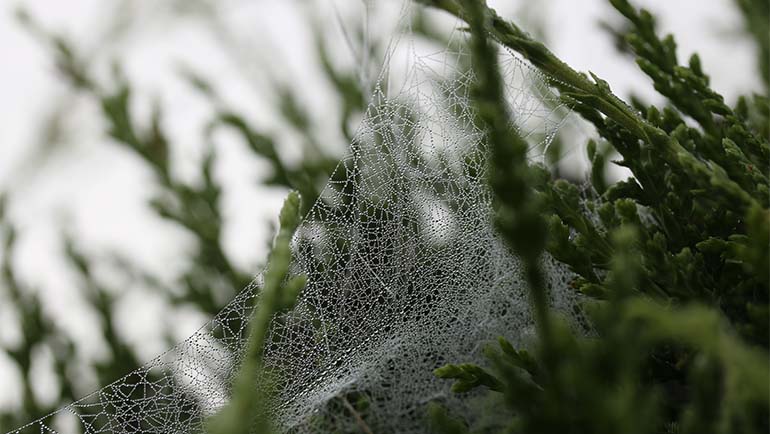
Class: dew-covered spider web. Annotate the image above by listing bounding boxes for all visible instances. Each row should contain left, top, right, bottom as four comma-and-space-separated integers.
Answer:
9, 1, 582, 433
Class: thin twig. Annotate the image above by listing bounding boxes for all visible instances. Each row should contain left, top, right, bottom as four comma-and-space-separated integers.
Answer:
340, 396, 375, 434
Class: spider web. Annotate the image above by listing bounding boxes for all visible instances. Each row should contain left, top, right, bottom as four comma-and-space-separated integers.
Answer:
8, 2, 580, 433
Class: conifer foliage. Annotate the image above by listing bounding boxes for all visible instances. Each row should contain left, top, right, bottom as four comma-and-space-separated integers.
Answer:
1, 0, 768, 433
426, 0, 769, 432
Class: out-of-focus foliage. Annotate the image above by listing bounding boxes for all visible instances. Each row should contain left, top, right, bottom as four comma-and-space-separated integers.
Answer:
734, 0, 769, 94
0, 200, 79, 429
0, 1, 374, 430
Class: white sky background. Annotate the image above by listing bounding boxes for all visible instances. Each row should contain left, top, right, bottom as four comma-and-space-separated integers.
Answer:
0, 0, 761, 413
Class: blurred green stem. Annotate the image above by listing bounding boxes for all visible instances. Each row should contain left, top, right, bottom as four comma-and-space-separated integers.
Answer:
206, 191, 306, 434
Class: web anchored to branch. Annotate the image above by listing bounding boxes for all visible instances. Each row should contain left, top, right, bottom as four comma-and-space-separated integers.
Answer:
10, 2, 581, 433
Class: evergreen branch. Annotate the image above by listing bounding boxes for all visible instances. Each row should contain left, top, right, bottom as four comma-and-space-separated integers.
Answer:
418, 0, 665, 146
457, 0, 553, 344
206, 191, 306, 434
419, 0, 764, 212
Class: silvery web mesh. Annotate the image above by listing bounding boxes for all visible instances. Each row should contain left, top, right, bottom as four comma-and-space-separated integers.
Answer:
8, 2, 580, 433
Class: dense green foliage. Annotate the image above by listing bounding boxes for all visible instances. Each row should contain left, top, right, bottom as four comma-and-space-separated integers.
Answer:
425, 0, 769, 432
